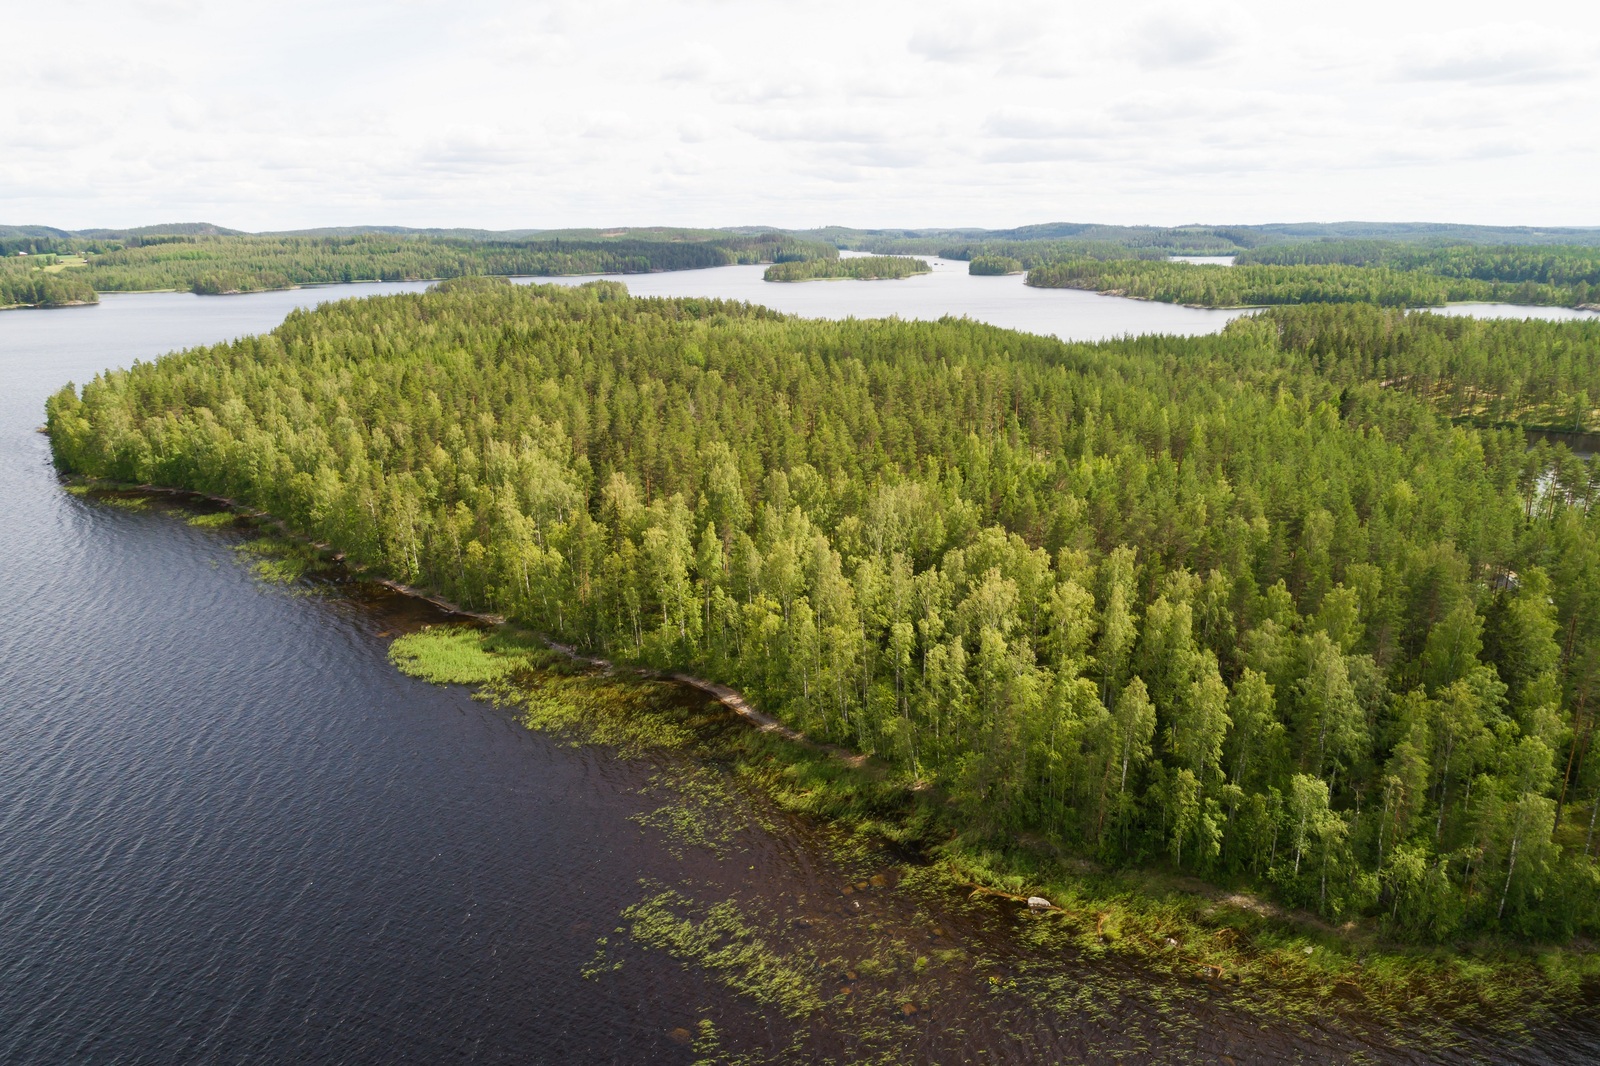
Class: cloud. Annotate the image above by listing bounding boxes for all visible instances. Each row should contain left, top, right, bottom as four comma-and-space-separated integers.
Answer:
2, 0, 1598, 229
982, 107, 1112, 140
660, 45, 722, 82
1395, 27, 1590, 85
413, 131, 532, 172
1132, 5, 1242, 69
741, 112, 894, 144
907, 9, 1042, 63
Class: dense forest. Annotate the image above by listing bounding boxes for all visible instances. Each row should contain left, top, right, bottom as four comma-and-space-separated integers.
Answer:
1026, 258, 1597, 309
1, 232, 834, 301
763, 256, 930, 282
0, 258, 98, 308
967, 255, 1023, 276
47, 280, 1600, 940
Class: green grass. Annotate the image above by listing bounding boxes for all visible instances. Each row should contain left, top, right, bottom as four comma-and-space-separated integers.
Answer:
186, 511, 238, 528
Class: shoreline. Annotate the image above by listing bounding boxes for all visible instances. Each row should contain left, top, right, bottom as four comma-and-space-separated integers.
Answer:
62, 473, 1600, 1035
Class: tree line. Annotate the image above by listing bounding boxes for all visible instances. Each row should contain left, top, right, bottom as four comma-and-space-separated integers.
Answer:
46, 282, 1600, 941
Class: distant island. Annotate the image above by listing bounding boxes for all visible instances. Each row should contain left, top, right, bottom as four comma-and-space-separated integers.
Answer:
968, 255, 1023, 276
762, 255, 931, 282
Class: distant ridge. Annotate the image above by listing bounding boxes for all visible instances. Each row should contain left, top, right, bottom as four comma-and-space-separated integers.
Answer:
7, 220, 1600, 248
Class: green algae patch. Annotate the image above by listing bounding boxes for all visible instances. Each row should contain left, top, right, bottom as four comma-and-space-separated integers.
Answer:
186, 511, 238, 529
388, 625, 539, 685
391, 625, 698, 754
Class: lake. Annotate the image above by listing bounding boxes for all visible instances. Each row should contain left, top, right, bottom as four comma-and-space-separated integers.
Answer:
1, 282, 1595, 1063
530, 256, 1252, 341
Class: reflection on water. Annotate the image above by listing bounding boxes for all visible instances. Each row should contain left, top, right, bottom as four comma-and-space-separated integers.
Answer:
0, 283, 1595, 1064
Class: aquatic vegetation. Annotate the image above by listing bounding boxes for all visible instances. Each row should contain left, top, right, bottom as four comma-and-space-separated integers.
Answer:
623, 889, 825, 1017
388, 624, 540, 685
231, 536, 322, 585
186, 511, 239, 528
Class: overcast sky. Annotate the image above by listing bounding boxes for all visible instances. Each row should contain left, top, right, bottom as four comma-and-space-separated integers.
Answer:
7, 0, 1598, 231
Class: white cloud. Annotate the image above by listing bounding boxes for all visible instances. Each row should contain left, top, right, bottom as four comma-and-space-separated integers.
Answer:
1395, 25, 1591, 84
0, 0, 1595, 229
1133, 9, 1241, 69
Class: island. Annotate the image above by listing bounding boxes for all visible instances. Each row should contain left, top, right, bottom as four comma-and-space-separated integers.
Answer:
763, 255, 931, 282
967, 255, 1023, 276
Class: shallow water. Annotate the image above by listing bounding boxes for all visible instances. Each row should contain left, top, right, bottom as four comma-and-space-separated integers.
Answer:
2, 285, 1597, 1063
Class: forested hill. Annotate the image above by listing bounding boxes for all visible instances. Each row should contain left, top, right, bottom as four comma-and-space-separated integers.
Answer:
48, 280, 1600, 941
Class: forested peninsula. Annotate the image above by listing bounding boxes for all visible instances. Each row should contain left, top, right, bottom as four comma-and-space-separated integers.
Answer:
1026, 258, 1598, 309
48, 281, 1600, 962
0, 231, 834, 303
1, 256, 98, 308
763, 255, 930, 282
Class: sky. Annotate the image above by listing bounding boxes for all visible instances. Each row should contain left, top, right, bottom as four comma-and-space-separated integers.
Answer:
7, 0, 1598, 231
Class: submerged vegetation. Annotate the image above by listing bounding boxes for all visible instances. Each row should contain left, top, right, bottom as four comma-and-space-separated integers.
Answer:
1025, 257, 1596, 308
764, 256, 930, 282
45, 281, 1600, 957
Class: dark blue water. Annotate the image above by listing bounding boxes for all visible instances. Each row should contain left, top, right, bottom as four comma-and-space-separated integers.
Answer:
0, 288, 737, 1064
1, 286, 1596, 1064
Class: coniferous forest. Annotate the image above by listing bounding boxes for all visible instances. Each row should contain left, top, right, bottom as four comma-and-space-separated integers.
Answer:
47, 279, 1600, 942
